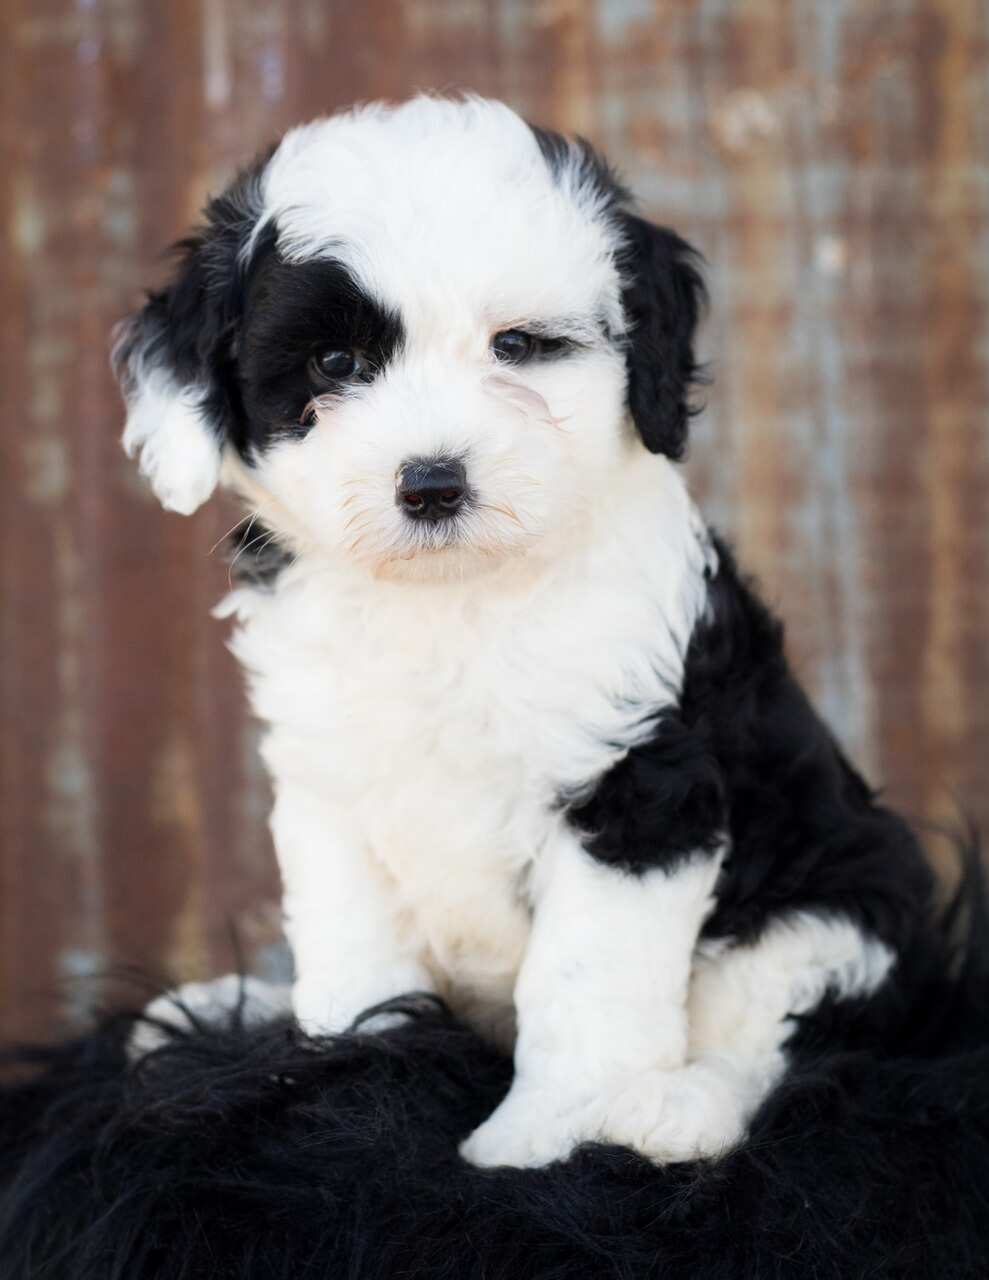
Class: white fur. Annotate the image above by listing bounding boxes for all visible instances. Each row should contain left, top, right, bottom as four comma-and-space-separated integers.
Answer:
688, 911, 894, 1062
222, 453, 712, 1059
225, 102, 634, 585
124, 95, 896, 1168
121, 368, 221, 514
459, 842, 724, 1166
461, 910, 893, 1167
129, 974, 291, 1060
255, 96, 625, 342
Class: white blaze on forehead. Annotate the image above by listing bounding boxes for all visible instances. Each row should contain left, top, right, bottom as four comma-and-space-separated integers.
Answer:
252, 95, 626, 340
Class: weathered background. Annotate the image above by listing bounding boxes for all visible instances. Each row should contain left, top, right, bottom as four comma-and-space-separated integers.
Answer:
1, 0, 987, 1040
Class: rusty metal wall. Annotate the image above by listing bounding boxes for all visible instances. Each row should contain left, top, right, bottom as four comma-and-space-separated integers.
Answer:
1, 0, 987, 1041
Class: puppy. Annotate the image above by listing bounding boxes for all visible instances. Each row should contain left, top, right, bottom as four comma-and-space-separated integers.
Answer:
116, 95, 933, 1168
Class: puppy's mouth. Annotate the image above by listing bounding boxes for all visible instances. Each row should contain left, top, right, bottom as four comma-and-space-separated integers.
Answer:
339, 471, 544, 580
399, 518, 471, 555
363, 507, 535, 583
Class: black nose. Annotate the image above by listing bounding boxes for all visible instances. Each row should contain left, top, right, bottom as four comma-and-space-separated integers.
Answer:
396, 458, 468, 521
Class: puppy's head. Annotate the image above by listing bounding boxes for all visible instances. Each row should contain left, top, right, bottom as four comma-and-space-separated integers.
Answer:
115, 96, 705, 580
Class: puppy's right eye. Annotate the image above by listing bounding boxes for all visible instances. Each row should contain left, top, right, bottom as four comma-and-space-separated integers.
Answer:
308, 349, 367, 383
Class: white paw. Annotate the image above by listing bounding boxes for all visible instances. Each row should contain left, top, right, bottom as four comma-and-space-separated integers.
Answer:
597, 1063, 747, 1163
291, 964, 436, 1037
460, 1063, 749, 1169
460, 1083, 594, 1168
130, 975, 291, 1059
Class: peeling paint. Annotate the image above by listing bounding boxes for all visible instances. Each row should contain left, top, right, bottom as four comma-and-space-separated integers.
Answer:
12, 184, 46, 257
815, 234, 848, 275
711, 89, 782, 152
595, 0, 652, 40
22, 438, 70, 503
203, 0, 232, 110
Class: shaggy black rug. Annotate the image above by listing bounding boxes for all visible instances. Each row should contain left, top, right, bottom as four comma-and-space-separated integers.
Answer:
2, 885, 989, 1279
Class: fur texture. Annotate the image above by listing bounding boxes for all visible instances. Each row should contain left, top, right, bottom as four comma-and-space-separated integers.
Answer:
112, 94, 940, 1168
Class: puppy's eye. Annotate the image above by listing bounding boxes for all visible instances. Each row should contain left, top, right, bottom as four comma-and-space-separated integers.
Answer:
491, 330, 535, 364
308, 348, 367, 383
491, 329, 569, 365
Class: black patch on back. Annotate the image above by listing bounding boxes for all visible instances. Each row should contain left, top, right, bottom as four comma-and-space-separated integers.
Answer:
568, 536, 934, 952
234, 256, 405, 459
568, 709, 727, 872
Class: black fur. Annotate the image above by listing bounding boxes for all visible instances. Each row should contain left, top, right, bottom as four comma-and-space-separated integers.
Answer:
226, 519, 293, 588
529, 123, 633, 208
236, 255, 405, 456
2, 887, 988, 1280
115, 156, 405, 468
571, 537, 934, 953
119, 122, 704, 482
530, 122, 707, 458
113, 148, 274, 451
616, 215, 708, 459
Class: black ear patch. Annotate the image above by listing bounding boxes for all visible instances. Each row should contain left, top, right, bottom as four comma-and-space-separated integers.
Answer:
113, 148, 274, 448
527, 120, 708, 461
618, 215, 707, 460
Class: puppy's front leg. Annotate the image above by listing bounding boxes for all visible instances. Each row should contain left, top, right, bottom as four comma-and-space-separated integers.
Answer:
461, 831, 721, 1168
272, 784, 433, 1034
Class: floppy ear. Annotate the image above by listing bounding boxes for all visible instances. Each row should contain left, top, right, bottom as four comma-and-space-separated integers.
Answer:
618, 215, 707, 460
113, 160, 268, 514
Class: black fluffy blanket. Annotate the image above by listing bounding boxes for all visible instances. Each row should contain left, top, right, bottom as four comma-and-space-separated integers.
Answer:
0, 967, 987, 1280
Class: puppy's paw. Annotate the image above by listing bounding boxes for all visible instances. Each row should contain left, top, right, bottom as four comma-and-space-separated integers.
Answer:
459, 1084, 591, 1169
460, 1063, 750, 1169
130, 974, 291, 1059
292, 964, 436, 1037
596, 1063, 748, 1163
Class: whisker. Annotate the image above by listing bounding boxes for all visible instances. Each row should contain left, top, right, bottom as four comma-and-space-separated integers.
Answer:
210, 510, 258, 558
477, 500, 525, 530
227, 527, 281, 589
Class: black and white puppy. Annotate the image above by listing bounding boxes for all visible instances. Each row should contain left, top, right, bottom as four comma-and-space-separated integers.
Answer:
116, 95, 933, 1168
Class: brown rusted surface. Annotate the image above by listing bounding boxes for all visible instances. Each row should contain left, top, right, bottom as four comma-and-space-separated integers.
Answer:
1, 1, 987, 1039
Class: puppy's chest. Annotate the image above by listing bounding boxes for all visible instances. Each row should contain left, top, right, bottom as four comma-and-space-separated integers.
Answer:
240, 575, 669, 862
235, 565, 691, 1005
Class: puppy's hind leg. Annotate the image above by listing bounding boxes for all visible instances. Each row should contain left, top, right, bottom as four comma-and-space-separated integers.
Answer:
628, 911, 898, 1160
565, 912, 895, 1165
689, 910, 894, 1069
129, 974, 292, 1059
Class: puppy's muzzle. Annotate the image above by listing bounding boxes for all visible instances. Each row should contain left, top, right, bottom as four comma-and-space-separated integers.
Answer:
396, 458, 467, 521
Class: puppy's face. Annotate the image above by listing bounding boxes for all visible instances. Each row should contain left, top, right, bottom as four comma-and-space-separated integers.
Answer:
116, 97, 705, 581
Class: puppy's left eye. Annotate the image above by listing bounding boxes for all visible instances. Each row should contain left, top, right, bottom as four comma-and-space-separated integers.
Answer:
492, 330, 534, 364
308, 348, 369, 384
491, 329, 568, 365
